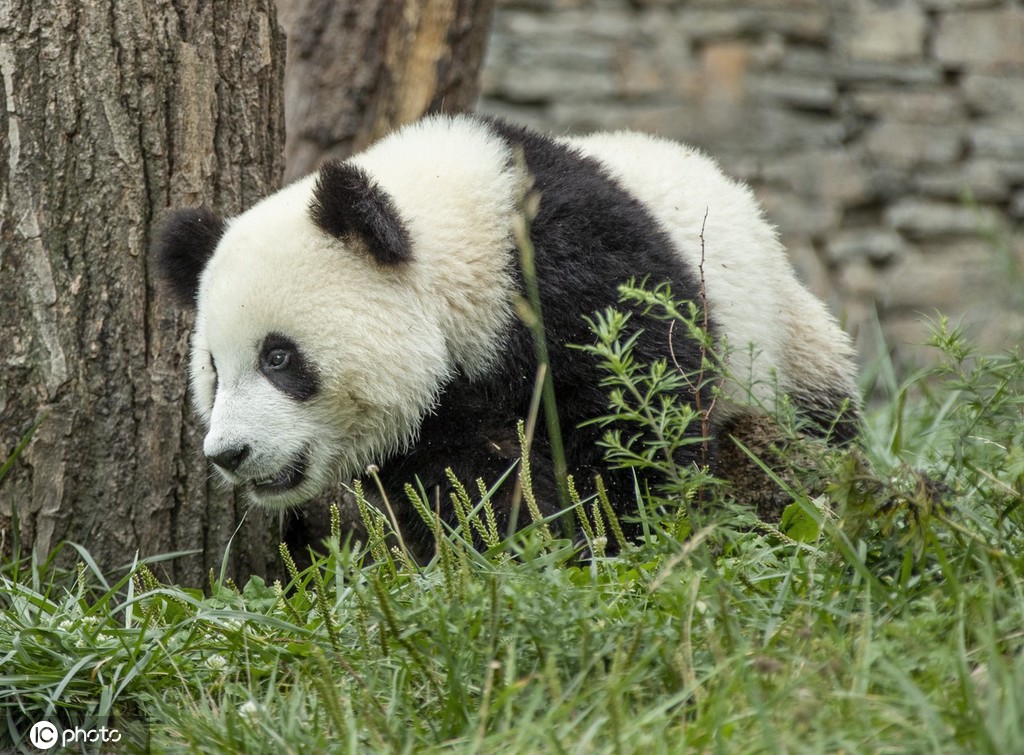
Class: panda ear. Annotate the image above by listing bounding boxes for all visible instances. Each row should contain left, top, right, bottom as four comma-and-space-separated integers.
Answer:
309, 161, 412, 265
151, 207, 225, 308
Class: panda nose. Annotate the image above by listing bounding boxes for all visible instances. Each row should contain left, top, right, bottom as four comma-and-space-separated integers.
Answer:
208, 445, 251, 473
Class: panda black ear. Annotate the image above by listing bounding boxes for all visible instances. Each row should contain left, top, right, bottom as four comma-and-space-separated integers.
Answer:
309, 161, 412, 265
151, 207, 225, 308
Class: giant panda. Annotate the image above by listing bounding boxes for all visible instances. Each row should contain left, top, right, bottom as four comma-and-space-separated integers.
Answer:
152, 115, 858, 547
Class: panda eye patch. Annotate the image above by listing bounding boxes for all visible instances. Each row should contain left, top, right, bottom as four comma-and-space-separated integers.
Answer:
259, 333, 319, 402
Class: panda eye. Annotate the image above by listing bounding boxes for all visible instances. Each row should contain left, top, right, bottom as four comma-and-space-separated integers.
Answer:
263, 348, 291, 371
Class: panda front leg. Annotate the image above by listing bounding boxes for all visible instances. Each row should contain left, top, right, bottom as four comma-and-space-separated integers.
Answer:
370, 419, 566, 561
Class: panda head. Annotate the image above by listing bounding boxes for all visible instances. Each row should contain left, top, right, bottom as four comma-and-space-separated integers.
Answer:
152, 161, 454, 508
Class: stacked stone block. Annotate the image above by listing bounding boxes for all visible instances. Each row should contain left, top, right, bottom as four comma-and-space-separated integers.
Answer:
480, 0, 1024, 366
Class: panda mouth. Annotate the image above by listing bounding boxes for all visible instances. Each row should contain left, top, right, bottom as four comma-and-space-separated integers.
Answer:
251, 452, 309, 495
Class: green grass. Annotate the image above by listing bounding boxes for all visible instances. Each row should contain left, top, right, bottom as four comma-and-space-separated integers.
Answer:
2, 315, 1023, 753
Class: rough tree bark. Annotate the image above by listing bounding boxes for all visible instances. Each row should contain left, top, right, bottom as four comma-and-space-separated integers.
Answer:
276, 0, 496, 181
0, 1, 287, 584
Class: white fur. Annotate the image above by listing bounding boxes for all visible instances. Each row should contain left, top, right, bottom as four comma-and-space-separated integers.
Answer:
349, 116, 522, 377
565, 131, 858, 416
192, 116, 520, 507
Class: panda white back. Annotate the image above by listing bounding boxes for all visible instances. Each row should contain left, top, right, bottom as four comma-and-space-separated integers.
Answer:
566, 131, 858, 423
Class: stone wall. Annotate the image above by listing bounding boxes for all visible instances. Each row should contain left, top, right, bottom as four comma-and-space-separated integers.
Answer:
479, 0, 1024, 367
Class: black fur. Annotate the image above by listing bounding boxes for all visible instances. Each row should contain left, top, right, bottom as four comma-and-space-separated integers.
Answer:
151, 207, 225, 307
259, 332, 320, 402
375, 118, 714, 547
310, 161, 413, 265
789, 387, 860, 446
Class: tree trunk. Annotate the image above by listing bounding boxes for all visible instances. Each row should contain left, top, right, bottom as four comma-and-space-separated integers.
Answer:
0, 1, 287, 584
276, 0, 496, 181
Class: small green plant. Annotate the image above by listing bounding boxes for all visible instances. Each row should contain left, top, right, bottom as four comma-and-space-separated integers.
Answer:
576, 279, 724, 540
843, 316, 1024, 585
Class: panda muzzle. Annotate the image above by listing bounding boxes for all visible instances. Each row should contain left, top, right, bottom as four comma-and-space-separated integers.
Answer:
251, 452, 310, 495
208, 445, 309, 497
